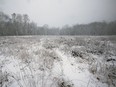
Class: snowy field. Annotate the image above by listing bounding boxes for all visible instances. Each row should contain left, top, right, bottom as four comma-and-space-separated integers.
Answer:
0, 36, 116, 87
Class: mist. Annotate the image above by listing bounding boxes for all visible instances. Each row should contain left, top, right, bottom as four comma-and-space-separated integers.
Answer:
0, 0, 116, 27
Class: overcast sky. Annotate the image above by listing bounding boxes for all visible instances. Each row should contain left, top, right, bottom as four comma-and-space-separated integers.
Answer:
0, 0, 116, 27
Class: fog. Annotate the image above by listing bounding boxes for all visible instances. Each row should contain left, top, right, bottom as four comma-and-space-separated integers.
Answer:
0, 0, 116, 27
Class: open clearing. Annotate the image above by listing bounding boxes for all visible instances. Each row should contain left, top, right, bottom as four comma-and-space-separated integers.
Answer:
0, 36, 116, 87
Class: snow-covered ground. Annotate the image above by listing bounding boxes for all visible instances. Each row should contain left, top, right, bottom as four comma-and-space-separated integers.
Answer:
0, 36, 116, 87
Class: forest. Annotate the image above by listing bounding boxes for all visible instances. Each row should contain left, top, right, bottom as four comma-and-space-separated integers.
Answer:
0, 11, 116, 36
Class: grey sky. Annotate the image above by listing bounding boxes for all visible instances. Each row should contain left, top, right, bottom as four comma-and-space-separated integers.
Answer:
0, 0, 116, 27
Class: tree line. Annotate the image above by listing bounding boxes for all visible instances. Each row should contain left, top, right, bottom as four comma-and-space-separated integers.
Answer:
0, 11, 116, 36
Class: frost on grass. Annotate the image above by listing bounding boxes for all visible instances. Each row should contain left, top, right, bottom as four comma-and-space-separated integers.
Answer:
0, 36, 116, 87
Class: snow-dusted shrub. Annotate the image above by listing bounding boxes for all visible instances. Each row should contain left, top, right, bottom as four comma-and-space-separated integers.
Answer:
42, 39, 59, 49
74, 37, 87, 46
54, 37, 76, 47
70, 46, 92, 63
85, 39, 114, 57
43, 43, 57, 49
0, 71, 9, 87
89, 57, 116, 86
19, 50, 32, 64
57, 78, 74, 87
